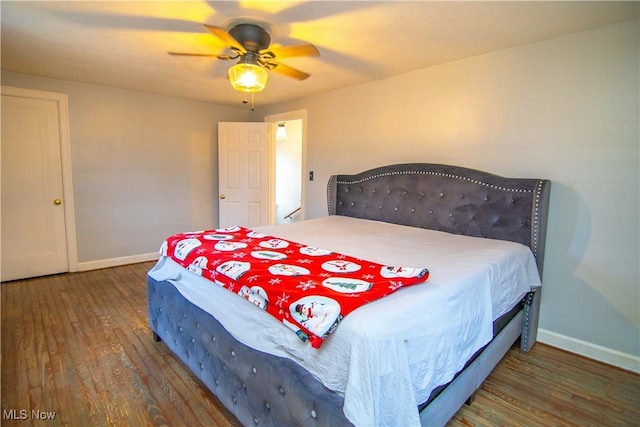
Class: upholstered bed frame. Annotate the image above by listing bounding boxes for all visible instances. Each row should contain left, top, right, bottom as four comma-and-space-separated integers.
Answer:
147, 163, 551, 426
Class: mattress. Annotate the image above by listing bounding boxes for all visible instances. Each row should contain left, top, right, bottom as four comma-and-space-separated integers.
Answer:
149, 215, 541, 426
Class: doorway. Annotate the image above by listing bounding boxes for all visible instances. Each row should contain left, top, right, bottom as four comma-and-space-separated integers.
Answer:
265, 110, 307, 225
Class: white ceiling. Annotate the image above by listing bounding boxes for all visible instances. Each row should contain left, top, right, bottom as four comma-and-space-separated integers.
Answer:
2, 1, 637, 108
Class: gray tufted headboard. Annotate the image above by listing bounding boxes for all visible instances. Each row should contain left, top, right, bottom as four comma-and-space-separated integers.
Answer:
327, 163, 551, 276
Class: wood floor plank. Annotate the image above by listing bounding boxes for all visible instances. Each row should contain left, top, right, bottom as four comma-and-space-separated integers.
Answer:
2, 262, 639, 427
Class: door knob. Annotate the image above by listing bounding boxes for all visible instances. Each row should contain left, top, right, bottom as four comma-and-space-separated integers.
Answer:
53, 199, 62, 205
219, 194, 226, 200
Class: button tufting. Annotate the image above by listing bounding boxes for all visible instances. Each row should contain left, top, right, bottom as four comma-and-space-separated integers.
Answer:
252, 367, 257, 374
231, 350, 235, 357
428, 210, 433, 214
266, 402, 270, 409
440, 192, 445, 197
215, 379, 219, 385
279, 386, 285, 395
311, 409, 317, 419
254, 417, 258, 424
233, 397, 237, 404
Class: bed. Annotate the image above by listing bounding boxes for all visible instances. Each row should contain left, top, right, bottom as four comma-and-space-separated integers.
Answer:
147, 162, 550, 426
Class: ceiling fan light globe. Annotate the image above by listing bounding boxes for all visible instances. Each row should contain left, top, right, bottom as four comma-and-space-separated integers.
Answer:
228, 63, 268, 93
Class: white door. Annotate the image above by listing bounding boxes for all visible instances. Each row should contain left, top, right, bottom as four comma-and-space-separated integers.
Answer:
218, 122, 271, 228
1, 92, 68, 281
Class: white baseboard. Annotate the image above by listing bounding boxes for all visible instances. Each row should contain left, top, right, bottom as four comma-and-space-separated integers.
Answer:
76, 252, 159, 272
538, 328, 640, 374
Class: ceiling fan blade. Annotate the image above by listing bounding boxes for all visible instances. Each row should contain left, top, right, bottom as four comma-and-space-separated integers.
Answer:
168, 51, 235, 60
264, 44, 319, 59
267, 61, 311, 80
167, 52, 217, 57
204, 24, 246, 54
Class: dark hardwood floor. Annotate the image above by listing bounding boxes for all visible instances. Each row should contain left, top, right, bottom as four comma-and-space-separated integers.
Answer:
2, 262, 639, 426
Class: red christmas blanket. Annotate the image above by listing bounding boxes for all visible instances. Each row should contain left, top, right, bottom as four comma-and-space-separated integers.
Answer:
162, 226, 429, 349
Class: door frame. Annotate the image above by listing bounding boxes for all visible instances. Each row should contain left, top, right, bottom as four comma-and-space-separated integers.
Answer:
1, 86, 78, 273
264, 109, 308, 222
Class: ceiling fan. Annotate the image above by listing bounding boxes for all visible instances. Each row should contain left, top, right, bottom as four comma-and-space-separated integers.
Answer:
168, 23, 319, 93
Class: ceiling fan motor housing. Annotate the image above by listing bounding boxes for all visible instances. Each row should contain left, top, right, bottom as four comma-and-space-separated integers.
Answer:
229, 24, 271, 52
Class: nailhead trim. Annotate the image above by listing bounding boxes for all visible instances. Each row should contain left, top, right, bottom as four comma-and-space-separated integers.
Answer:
337, 170, 535, 193
531, 180, 545, 260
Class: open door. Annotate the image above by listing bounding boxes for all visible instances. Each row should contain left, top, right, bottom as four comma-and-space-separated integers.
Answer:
218, 122, 271, 228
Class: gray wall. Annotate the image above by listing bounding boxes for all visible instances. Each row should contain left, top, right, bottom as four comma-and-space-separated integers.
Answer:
1, 72, 249, 263
254, 21, 640, 362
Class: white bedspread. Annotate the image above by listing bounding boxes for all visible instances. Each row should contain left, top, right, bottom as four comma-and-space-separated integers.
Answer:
149, 216, 541, 426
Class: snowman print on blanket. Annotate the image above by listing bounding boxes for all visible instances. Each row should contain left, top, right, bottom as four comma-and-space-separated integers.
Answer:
173, 238, 202, 261
380, 266, 429, 279
290, 296, 342, 338
251, 250, 287, 260
237, 285, 268, 310
259, 238, 289, 249
187, 256, 208, 275
214, 241, 248, 251
216, 261, 251, 280
268, 263, 310, 276
202, 233, 234, 241
299, 246, 332, 256
246, 230, 266, 239
215, 226, 241, 233
321, 259, 361, 273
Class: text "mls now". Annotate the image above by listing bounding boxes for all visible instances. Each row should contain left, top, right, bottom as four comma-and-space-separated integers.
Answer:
3, 409, 57, 420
